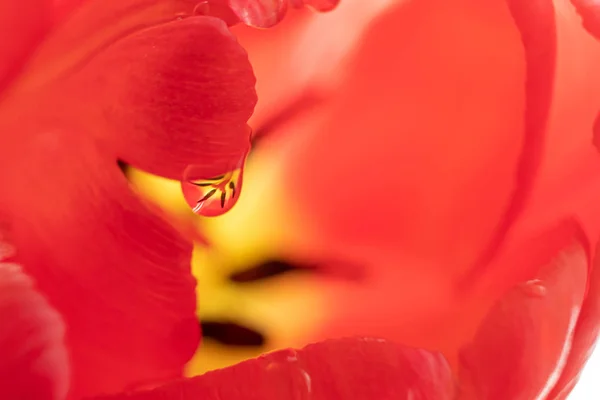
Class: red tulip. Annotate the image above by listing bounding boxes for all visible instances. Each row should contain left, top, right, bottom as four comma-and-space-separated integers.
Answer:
3, 0, 600, 399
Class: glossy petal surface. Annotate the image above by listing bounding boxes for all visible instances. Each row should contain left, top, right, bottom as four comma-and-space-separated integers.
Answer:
458, 225, 588, 399
91, 338, 455, 400
518, 0, 600, 246
8, 0, 256, 181
0, 260, 69, 400
549, 238, 600, 398
0, 132, 198, 398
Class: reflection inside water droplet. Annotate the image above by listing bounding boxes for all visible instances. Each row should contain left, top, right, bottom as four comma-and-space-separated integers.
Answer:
523, 279, 547, 298
181, 153, 247, 217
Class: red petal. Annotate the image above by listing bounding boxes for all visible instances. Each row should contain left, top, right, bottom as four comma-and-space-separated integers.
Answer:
65, 16, 256, 180
10, 0, 256, 180
548, 238, 600, 398
469, 0, 557, 280
89, 338, 455, 400
0, 131, 199, 398
0, 259, 69, 400
202, 0, 341, 28
512, 0, 600, 252
233, 0, 395, 131
570, 0, 600, 39
279, 0, 548, 277
458, 226, 588, 400
0, 0, 51, 92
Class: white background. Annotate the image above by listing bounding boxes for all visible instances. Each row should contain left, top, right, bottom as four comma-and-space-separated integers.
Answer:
569, 343, 599, 399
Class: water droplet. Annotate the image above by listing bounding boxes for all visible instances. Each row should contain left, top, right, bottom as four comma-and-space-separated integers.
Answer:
181, 154, 247, 217
265, 349, 311, 398
522, 279, 547, 298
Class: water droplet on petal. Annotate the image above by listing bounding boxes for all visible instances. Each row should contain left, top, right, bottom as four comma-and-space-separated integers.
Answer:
181, 154, 247, 217
522, 279, 547, 298
265, 349, 311, 398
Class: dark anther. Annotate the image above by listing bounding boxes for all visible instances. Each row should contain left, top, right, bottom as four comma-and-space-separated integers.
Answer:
220, 192, 226, 208
117, 160, 128, 174
229, 181, 236, 198
229, 260, 300, 283
198, 189, 217, 203
205, 174, 225, 181
200, 321, 266, 347
192, 182, 213, 187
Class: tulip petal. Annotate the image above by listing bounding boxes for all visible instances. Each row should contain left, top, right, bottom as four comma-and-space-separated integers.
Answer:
548, 238, 600, 398
10, 1, 256, 181
0, 260, 69, 400
474, 0, 557, 277
571, 0, 600, 156
570, 0, 600, 40
66, 16, 256, 180
0, 131, 199, 398
0, 0, 51, 92
89, 338, 455, 400
518, 0, 600, 246
294, 0, 339, 12
458, 226, 588, 400
281, 0, 555, 279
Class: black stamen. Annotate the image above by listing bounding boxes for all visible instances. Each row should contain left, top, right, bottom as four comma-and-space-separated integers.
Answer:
229, 181, 236, 198
191, 182, 213, 187
220, 192, 226, 208
230, 260, 297, 283
198, 189, 217, 203
200, 321, 265, 347
205, 175, 225, 181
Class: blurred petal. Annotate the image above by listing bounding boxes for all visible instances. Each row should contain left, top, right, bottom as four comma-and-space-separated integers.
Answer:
474, 0, 556, 273
458, 225, 588, 400
570, 0, 600, 39
548, 238, 600, 398
0, 0, 51, 92
514, 0, 600, 247
90, 338, 455, 400
0, 131, 198, 398
233, 0, 396, 129
281, 0, 554, 279
0, 260, 69, 400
